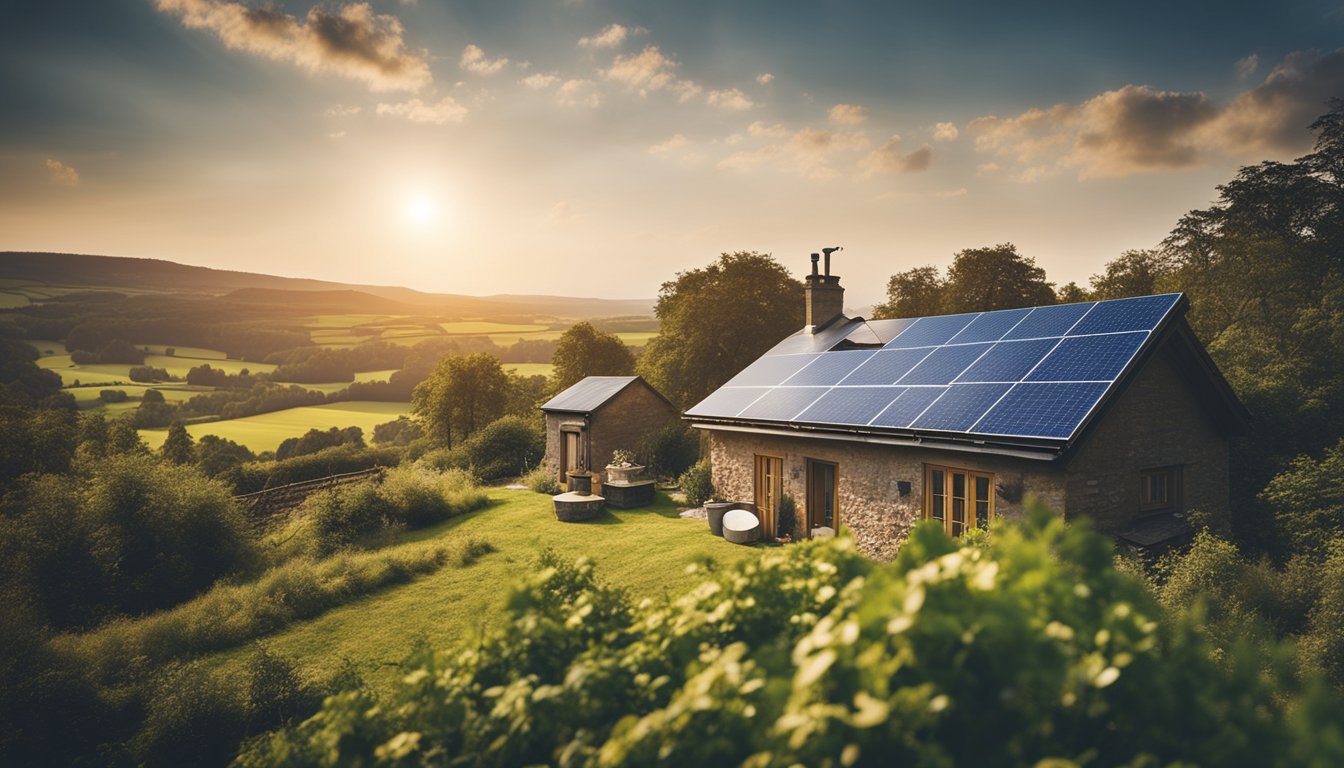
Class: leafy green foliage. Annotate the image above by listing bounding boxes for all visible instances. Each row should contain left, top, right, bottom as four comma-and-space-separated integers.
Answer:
161, 421, 195, 464
638, 251, 803, 408
874, 245, 1056, 319
636, 421, 700, 479
276, 425, 365, 461
455, 414, 544, 481
523, 464, 563, 494
372, 415, 423, 446
1088, 248, 1169, 300
678, 459, 714, 507
1261, 437, 1344, 559
229, 444, 399, 494
871, 265, 945, 319
377, 465, 489, 529
413, 352, 510, 447
239, 505, 1344, 766
548, 322, 636, 395
305, 483, 390, 555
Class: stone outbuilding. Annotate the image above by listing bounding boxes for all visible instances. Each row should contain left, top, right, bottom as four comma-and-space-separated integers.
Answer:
684, 253, 1249, 560
541, 376, 680, 484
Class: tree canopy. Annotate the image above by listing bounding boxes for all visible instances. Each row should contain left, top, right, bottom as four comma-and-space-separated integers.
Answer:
548, 322, 635, 395
638, 251, 803, 407
872, 244, 1056, 319
412, 352, 511, 448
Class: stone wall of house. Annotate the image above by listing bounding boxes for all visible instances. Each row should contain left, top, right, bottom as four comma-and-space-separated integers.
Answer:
542, 411, 589, 481
1064, 343, 1230, 534
706, 430, 1067, 561
589, 383, 680, 482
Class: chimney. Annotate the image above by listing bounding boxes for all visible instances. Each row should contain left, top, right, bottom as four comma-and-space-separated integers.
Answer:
805, 247, 845, 332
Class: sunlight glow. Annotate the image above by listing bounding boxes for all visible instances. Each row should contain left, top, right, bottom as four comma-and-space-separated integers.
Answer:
405, 194, 437, 224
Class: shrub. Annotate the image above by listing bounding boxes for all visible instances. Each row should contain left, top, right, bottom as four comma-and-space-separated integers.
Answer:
777, 492, 797, 539
305, 483, 388, 555
523, 465, 562, 495
637, 422, 700, 479
275, 426, 364, 461
129, 365, 170, 382
230, 445, 400, 494
457, 414, 545, 481
378, 465, 489, 529
133, 661, 247, 767
679, 459, 714, 507
372, 415, 423, 446
98, 389, 128, 402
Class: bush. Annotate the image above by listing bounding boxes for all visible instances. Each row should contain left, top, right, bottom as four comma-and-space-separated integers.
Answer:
129, 365, 170, 382
457, 414, 545, 481
372, 416, 423, 445
523, 465, 562, 495
230, 445, 400, 494
275, 426, 364, 461
98, 389, 128, 403
378, 465, 489, 529
679, 459, 713, 507
305, 483, 388, 555
777, 492, 797, 539
637, 422, 700, 479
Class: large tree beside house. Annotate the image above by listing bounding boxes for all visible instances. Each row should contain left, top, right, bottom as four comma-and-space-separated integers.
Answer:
548, 322, 635, 395
638, 251, 803, 408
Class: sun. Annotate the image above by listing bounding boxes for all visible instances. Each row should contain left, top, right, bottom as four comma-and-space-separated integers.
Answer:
405, 193, 437, 224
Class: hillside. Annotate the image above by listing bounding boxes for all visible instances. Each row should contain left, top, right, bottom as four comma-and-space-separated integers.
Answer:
0, 252, 656, 318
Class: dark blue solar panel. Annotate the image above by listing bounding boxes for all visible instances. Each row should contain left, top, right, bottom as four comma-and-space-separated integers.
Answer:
884, 313, 979, 349
723, 354, 819, 387
911, 384, 1012, 432
955, 338, 1058, 383
685, 387, 770, 418
784, 350, 876, 386
738, 387, 828, 421
1026, 332, 1146, 382
797, 387, 905, 425
897, 343, 992, 385
973, 382, 1109, 438
948, 308, 1032, 343
869, 387, 946, 428
1068, 294, 1180, 335
1001, 302, 1095, 340
840, 348, 933, 385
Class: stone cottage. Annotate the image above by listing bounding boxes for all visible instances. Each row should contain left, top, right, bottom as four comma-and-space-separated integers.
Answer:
684, 253, 1248, 559
541, 376, 680, 483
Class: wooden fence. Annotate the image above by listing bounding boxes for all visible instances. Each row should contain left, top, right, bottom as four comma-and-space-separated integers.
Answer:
234, 467, 386, 530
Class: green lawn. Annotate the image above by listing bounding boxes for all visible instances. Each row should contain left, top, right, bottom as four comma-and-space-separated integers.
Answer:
138, 401, 412, 452
195, 489, 762, 691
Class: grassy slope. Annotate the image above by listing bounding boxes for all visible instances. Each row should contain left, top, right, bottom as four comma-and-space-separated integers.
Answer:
138, 401, 412, 452
198, 489, 759, 692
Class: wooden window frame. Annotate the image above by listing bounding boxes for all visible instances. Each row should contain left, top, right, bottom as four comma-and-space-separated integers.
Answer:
923, 463, 995, 536
1139, 465, 1183, 514
805, 458, 840, 535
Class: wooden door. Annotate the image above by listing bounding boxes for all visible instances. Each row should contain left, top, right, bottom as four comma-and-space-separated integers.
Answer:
753, 454, 782, 537
807, 459, 838, 533
560, 430, 582, 482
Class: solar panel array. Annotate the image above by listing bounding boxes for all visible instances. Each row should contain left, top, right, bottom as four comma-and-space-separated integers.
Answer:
541, 376, 639, 413
685, 294, 1182, 441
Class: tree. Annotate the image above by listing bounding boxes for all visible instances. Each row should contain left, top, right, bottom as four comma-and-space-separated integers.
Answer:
548, 322, 635, 394
412, 352, 510, 447
160, 422, 195, 465
942, 243, 1056, 313
638, 251, 803, 407
871, 266, 945, 319
1055, 281, 1090, 303
1261, 438, 1344, 560
1089, 249, 1170, 300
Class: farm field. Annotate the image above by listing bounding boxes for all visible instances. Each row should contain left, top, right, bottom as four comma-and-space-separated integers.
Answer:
191, 489, 763, 692
35, 347, 277, 385
503, 362, 554, 377
67, 384, 210, 405
138, 401, 411, 452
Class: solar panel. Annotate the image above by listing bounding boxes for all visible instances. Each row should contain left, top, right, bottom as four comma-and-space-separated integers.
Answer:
911, 383, 1013, 432
869, 387, 947, 428
840, 348, 934, 385
784, 350, 876, 386
724, 353, 820, 387
884, 313, 979, 349
737, 387, 828, 421
1068, 294, 1180, 335
897, 343, 992, 385
797, 387, 906, 425
1001, 302, 1095, 340
686, 293, 1183, 443
955, 338, 1057, 383
1026, 332, 1146, 382
973, 382, 1110, 438
541, 376, 637, 413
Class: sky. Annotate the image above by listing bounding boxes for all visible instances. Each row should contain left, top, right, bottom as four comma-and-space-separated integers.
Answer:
1, 1, 1342, 306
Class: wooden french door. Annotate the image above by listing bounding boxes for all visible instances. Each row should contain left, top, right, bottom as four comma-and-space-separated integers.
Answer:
807, 459, 838, 532
753, 454, 782, 538
924, 464, 994, 536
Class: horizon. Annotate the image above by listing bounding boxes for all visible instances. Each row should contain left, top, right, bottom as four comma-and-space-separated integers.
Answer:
2, 1, 1342, 304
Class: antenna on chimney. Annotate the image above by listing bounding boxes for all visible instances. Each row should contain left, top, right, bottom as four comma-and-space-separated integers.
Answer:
822, 246, 842, 276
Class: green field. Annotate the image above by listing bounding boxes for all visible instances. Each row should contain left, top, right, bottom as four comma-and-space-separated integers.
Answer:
440, 321, 549, 335
138, 401, 412, 452
36, 347, 276, 386
68, 385, 211, 404
504, 362, 554, 377
192, 489, 762, 691
0, 291, 30, 307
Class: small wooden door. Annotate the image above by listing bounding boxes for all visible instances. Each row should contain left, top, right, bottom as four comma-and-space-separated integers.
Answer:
807, 459, 838, 532
560, 430, 583, 482
753, 454, 782, 537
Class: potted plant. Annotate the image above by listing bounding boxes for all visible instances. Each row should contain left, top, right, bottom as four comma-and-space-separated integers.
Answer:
605, 448, 645, 484
776, 493, 796, 543
705, 496, 733, 537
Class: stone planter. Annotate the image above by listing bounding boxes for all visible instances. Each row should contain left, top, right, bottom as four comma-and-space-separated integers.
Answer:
705, 501, 733, 536
553, 491, 605, 521
567, 470, 592, 495
605, 464, 645, 484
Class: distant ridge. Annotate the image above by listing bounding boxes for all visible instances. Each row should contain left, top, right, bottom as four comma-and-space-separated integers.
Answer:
0, 252, 655, 318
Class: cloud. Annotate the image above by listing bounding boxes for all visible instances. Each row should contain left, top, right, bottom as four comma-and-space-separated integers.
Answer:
557, 78, 601, 107
707, 88, 754, 111
859, 136, 932, 176
325, 104, 362, 117
747, 121, 790, 139
460, 44, 508, 75
604, 45, 700, 101
376, 95, 467, 124
828, 103, 868, 125
649, 134, 689, 154
756, 73, 774, 85
1236, 53, 1260, 80
579, 23, 641, 49
719, 127, 870, 180
935, 187, 968, 198
968, 49, 1344, 180
547, 201, 578, 224
45, 159, 79, 186
520, 72, 560, 89
933, 121, 959, 141
154, 0, 430, 92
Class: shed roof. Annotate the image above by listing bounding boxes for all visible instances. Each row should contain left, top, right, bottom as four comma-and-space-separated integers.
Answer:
685, 293, 1248, 461
541, 376, 644, 415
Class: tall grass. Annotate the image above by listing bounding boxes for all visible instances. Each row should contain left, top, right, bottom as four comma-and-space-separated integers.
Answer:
57, 534, 494, 685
